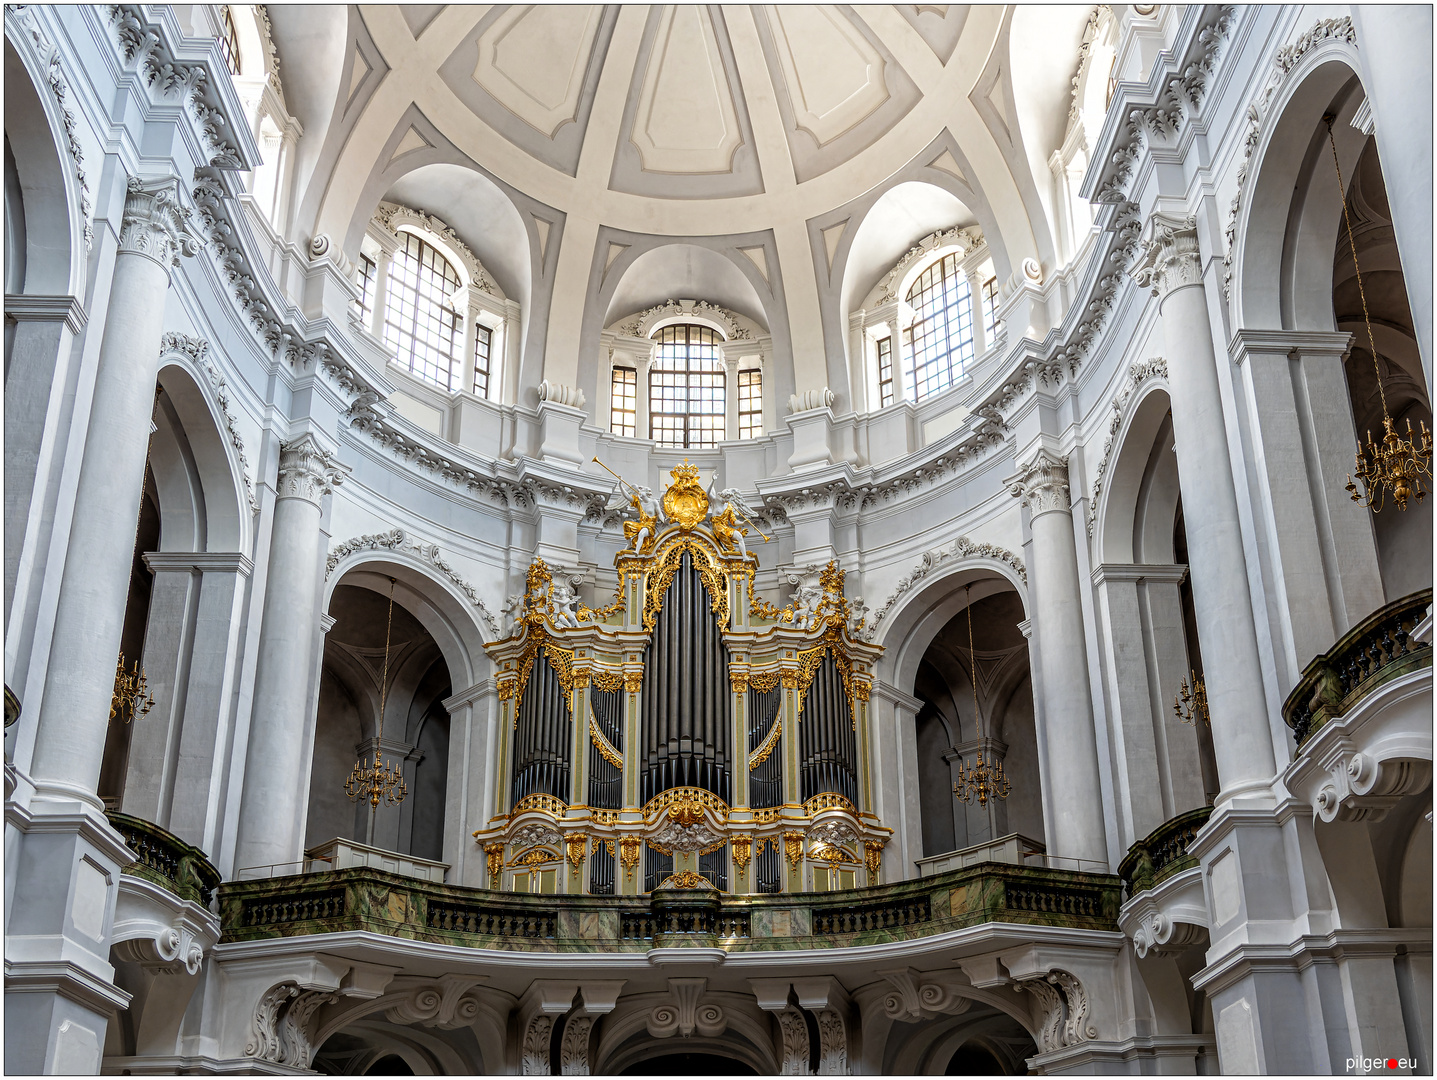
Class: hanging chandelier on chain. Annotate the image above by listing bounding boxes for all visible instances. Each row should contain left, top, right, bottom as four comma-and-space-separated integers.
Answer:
346, 577, 408, 807
953, 584, 1011, 807
1324, 114, 1432, 512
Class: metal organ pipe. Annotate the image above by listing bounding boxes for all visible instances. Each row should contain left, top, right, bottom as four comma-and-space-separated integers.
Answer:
640, 554, 731, 803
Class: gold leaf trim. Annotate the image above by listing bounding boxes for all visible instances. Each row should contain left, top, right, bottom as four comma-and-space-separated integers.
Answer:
748, 718, 782, 770
589, 715, 623, 769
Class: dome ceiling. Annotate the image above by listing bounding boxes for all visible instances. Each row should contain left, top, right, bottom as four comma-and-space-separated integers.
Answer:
269, 5, 1092, 401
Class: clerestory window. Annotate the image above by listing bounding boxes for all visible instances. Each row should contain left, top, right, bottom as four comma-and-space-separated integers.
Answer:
649, 324, 724, 449
218, 6, 242, 76
383, 231, 465, 393
902, 252, 975, 402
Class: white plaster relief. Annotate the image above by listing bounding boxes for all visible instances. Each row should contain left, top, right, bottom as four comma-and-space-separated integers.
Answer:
7, 5, 94, 248
875, 225, 985, 305
1086, 357, 1169, 536
868, 535, 1028, 639
616, 298, 753, 341
374, 202, 500, 296
324, 527, 502, 638
1221, 16, 1356, 297
158, 332, 260, 514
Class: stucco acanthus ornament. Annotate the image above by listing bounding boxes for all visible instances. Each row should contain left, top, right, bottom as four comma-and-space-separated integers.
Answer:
815, 1009, 847, 1075
874, 225, 985, 305
1015, 969, 1095, 1054
1129, 214, 1202, 300
383, 975, 485, 1028
559, 1013, 595, 1075
276, 435, 345, 505
373, 202, 499, 296
246, 983, 337, 1068
647, 978, 726, 1039
868, 536, 1027, 639
107, 5, 242, 167
324, 527, 501, 637
158, 332, 261, 514
521, 1014, 553, 1075
8, 6, 94, 247
775, 1006, 809, 1074
1011, 449, 1073, 517
1221, 16, 1356, 297
1086, 357, 1169, 535
617, 298, 752, 341
120, 176, 202, 269
1131, 912, 1206, 958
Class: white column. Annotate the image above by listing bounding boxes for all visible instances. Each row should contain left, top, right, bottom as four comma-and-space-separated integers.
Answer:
723, 352, 739, 440
456, 284, 487, 396
848, 310, 869, 414
29, 177, 199, 802
233, 436, 346, 874
6, 175, 198, 1076
442, 680, 498, 887
965, 268, 989, 358
1011, 449, 1108, 866
636, 352, 653, 441
1131, 214, 1277, 799
1349, 6, 1433, 391
369, 231, 398, 340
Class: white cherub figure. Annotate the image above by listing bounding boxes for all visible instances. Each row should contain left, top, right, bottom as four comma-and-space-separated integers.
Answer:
549, 583, 580, 628
500, 593, 525, 635
792, 583, 824, 628
847, 595, 871, 638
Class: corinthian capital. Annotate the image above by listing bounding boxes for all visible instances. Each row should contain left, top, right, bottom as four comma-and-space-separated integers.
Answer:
1129, 212, 1202, 299
276, 435, 346, 505
1010, 448, 1072, 517
118, 176, 201, 269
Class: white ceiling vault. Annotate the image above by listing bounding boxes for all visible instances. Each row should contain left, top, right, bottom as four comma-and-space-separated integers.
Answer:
276, 4, 1091, 404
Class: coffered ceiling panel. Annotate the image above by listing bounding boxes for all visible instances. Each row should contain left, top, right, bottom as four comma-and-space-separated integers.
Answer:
437, 5, 619, 176
608, 5, 763, 199
751, 4, 923, 183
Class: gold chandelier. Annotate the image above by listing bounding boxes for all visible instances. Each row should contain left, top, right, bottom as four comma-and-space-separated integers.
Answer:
346, 578, 408, 807
1325, 115, 1432, 512
953, 585, 1010, 807
110, 653, 155, 725
1173, 670, 1209, 727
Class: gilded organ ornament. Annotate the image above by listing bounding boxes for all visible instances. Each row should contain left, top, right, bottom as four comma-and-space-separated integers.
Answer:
477, 463, 890, 896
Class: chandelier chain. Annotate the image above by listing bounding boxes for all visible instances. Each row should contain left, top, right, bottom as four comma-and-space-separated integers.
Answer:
1324, 116, 1385, 417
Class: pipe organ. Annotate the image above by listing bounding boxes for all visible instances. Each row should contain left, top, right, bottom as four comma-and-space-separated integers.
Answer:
478, 464, 889, 896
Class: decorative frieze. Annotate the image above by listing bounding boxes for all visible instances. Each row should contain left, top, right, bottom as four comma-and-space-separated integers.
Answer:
1086, 358, 1169, 536
276, 435, 344, 505
324, 527, 501, 637
617, 298, 752, 341
119, 176, 201, 269
1222, 16, 1357, 296
7, 5, 94, 248
867, 535, 1028, 640
874, 225, 985, 305
158, 332, 260, 513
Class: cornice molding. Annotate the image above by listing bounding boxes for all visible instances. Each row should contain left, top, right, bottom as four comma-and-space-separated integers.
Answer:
3, 294, 87, 334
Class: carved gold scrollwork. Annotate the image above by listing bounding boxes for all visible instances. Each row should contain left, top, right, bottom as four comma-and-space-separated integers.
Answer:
748, 719, 782, 770
589, 717, 623, 769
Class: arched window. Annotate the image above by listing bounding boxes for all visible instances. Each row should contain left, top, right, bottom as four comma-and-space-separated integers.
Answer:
217, 6, 242, 76
650, 324, 724, 448
383, 231, 465, 392
902, 252, 975, 402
